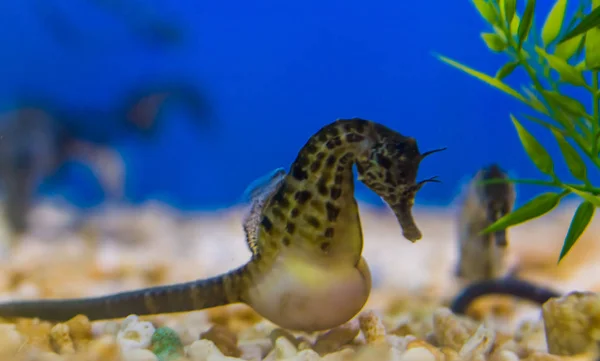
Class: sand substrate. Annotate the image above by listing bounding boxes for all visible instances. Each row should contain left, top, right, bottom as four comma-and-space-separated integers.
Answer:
0, 200, 597, 360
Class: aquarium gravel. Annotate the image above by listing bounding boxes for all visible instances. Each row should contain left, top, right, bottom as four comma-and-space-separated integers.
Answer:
0, 200, 598, 360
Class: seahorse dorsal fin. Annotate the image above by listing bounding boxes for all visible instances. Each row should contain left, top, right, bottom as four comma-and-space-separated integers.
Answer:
242, 167, 287, 202
241, 167, 287, 256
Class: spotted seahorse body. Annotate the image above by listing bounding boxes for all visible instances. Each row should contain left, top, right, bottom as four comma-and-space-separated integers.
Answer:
0, 118, 444, 332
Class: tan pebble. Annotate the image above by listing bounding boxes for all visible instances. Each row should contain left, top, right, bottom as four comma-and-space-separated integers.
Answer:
313, 321, 360, 355
282, 349, 320, 361
358, 310, 386, 343
65, 314, 92, 349
50, 323, 75, 355
200, 325, 240, 357
122, 348, 159, 361
321, 348, 355, 361
489, 350, 520, 361
542, 291, 600, 356
269, 328, 301, 349
440, 347, 459, 361
15, 318, 53, 352
431, 307, 478, 352
85, 335, 122, 361
0, 324, 24, 359
458, 323, 495, 359
35, 351, 64, 361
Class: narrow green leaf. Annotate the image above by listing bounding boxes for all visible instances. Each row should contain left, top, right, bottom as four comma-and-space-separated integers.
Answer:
481, 192, 564, 234
564, 186, 600, 207
535, 47, 587, 86
496, 61, 520, 79
499, 0, 507, 23
518, 0, 537, 49
558, 201, 595, 262
522, 113, 561, 128
558, 3, 600, 43
481, 32, 508, 51
435, 54, 528, 103
541, 0, 568, 46
511, 114, 555, 177
585, 3, 600, 70
551, 129, 588, 182
575, 58, 587, 71
542, 91, 589, 117
521, 87, 549, 114
555, 33, 585, 60
504, 0, 517, 26
511, 14, 521, 34
472, 0, 499, 25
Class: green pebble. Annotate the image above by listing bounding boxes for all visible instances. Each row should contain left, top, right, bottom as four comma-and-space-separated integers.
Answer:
151, 327, 184, 361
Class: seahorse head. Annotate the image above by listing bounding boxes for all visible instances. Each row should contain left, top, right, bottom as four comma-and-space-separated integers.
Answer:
356, 124, 445, 242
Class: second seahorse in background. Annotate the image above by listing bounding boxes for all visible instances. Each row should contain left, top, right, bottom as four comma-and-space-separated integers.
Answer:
455, 164, 516, 284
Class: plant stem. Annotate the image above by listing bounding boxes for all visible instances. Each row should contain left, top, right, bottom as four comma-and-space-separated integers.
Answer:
479, 177, 600, 195
593, 70, 599, 156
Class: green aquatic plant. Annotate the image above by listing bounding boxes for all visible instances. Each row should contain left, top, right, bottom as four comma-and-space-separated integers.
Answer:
434, 0, 600, 262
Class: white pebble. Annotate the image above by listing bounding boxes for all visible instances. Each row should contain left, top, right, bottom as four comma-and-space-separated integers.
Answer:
273, 336, 298, 359
117, 315, 156, 352
121, 348, 159, 361
282, 349, 320, 361
400, 347, 436, 361
187, 339, 241, 361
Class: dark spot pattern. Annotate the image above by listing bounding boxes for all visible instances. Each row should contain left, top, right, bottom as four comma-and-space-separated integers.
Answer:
346, 133, 365, 143
295, 190, 312, 204
326, 155, 336, 167
305, 215, 321, 228
324, 227, 335, 238
325, 202, 340, 222
286, 222, 296, 234
330, 187, 341, 200
290, 208, 300, 218
261, 216, 273, 233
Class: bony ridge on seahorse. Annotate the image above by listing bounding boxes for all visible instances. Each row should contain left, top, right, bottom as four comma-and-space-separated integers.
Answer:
0, 118, 445, 332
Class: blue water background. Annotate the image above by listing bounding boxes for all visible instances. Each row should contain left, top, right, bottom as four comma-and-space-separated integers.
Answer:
0, 0, 595, 212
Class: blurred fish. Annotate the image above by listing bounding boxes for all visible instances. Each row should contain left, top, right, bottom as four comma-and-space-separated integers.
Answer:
0, 108, 69, 236
455, 164, 516, 283
30, 0, 185, 49
118, 79, 213, 137
0, 79, 211, 236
